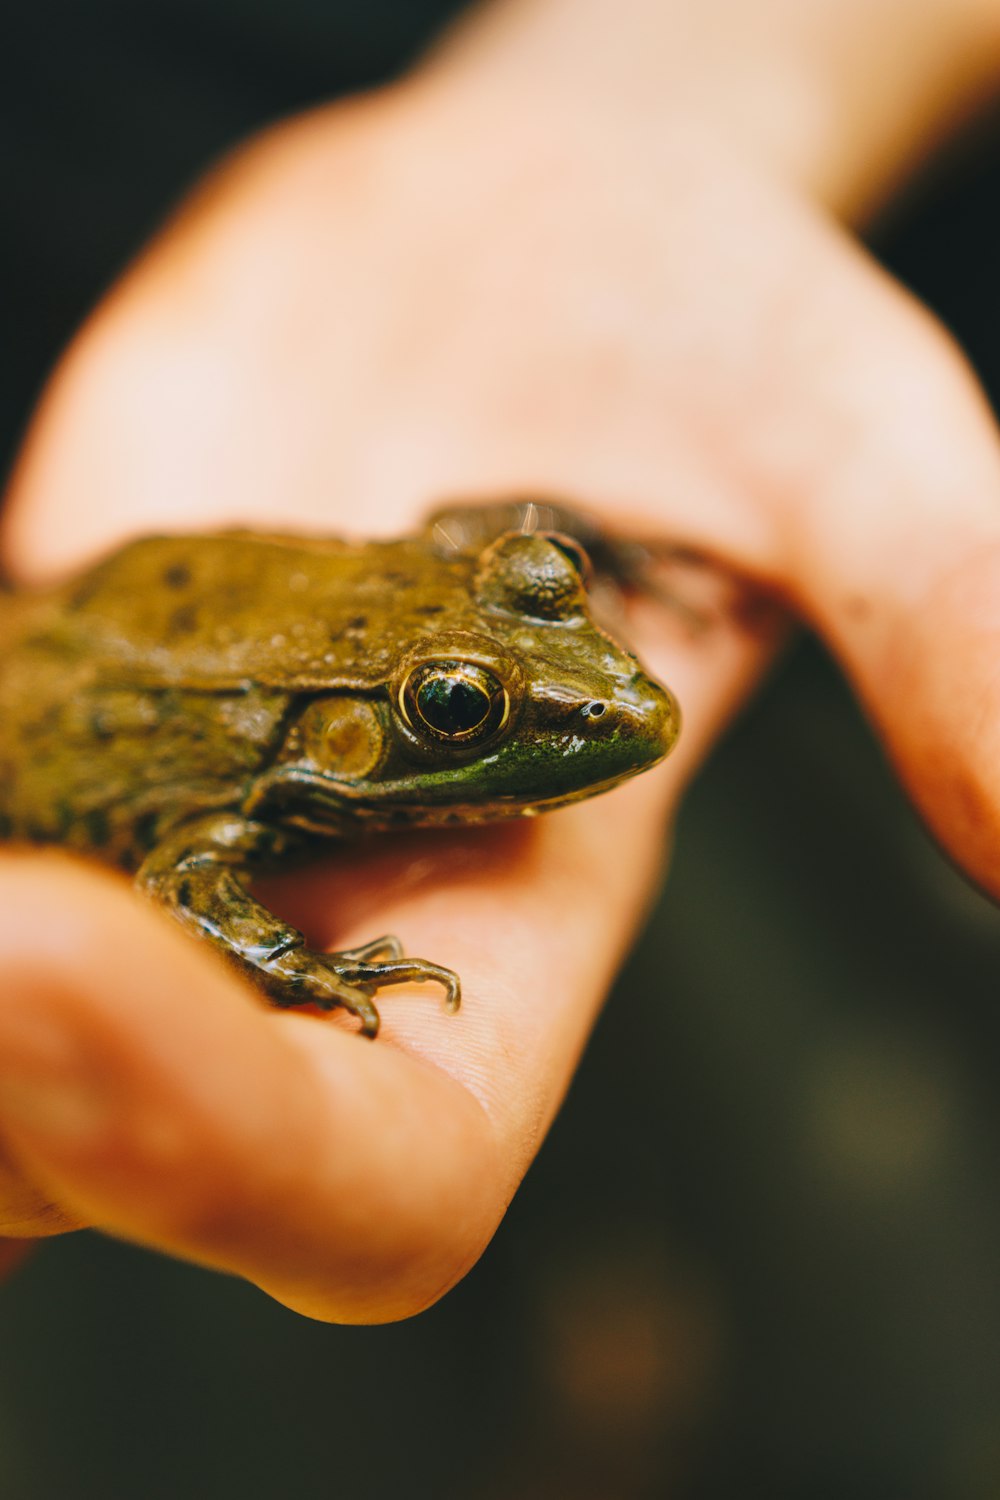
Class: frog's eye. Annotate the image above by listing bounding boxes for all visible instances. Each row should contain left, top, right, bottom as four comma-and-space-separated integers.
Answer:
400, 661, 509, 742
538, 532, 593, 586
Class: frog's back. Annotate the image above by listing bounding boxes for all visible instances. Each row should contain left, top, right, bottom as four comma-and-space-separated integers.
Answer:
0, 531, 476, 864
28, 531, 474, 691
0, 580, 288, 864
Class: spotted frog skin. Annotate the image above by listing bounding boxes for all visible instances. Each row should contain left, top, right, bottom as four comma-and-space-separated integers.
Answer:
0, 502, 679, 1035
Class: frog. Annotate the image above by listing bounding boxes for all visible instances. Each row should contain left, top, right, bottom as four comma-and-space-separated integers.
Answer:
0, 500, 680, 1036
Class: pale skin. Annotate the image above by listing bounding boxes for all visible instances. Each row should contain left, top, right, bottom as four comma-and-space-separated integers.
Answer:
2, 0, 1000, 1322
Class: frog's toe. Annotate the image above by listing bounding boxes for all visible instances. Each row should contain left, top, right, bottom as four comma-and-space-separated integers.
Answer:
348, 994, 381, 1040
432, 966, 462, 1014
329, 954, 462, 1016
335, 934, 403, 963
313, 979, 381, 1038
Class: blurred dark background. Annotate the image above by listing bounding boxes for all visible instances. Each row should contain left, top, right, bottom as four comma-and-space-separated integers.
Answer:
2, 4, 1000, 1497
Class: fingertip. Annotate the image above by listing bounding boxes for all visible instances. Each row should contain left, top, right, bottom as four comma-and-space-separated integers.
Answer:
0, 852, 505, 1320
871, 537, 1000, 894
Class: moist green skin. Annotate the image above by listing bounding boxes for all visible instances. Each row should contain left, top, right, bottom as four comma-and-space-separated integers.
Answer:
0, 502, 680, 1036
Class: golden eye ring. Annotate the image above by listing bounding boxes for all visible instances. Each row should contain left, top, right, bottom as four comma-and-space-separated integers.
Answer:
399, 660, 510, 743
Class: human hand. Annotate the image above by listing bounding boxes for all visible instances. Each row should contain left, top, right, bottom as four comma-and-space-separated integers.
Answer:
2, 0, 1000, 1319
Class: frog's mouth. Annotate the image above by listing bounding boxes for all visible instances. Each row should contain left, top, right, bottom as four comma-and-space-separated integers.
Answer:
373, 764, 658, 826
248, 762, 662, 838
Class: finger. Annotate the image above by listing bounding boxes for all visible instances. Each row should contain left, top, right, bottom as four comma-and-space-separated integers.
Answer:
0, 854, 503, 1321
737, 249, 1000, 897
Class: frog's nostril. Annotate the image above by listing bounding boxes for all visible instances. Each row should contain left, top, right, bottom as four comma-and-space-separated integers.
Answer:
581, 700, 607, 720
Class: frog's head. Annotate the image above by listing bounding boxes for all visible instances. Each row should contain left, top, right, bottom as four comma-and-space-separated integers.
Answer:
260, 534, 679, 833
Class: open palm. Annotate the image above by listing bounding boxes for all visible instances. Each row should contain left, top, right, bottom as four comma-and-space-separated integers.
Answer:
2, 75, 999, 1320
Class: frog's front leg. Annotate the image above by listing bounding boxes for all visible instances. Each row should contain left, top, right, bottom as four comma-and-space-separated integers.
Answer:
136, 812, 460, 1038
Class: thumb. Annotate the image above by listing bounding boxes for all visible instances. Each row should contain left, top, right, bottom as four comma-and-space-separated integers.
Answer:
771, 267, 1000, 896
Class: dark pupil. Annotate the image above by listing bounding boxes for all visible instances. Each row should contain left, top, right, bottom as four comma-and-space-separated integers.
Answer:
417, 675, 490, 735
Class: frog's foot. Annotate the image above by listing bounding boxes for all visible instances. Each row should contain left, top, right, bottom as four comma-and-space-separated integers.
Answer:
266, 946, 461, 1038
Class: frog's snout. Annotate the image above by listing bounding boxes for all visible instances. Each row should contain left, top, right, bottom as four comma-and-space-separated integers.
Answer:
609, 675, 681, 765
557, 672, 679, 773
532, 671, 679, 771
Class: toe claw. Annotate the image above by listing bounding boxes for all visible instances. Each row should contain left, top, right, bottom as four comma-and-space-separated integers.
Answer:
352, 996, 381, 1038
441, 973, 461, 1014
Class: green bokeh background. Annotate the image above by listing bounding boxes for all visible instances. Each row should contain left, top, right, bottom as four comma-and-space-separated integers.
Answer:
2, 5, 1000, 1497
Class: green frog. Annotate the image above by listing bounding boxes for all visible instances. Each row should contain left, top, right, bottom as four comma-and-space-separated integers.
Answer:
0, 501, 679, 1035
